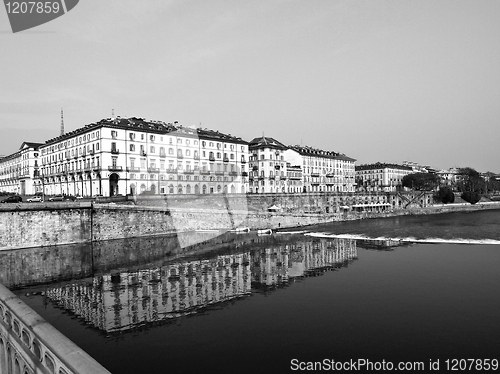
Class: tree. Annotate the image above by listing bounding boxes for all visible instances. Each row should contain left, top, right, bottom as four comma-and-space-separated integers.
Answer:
435, 186, 455, 204
461, 191, 481, 204
456, 167, 485, 204
457, 167, 485, 193
402, 173, 440, 191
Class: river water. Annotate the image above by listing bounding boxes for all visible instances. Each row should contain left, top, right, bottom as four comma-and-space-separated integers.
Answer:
8, 209, 500, 373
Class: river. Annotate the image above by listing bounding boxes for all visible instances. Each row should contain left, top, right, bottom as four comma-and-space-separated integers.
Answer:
7, 209, 500, 373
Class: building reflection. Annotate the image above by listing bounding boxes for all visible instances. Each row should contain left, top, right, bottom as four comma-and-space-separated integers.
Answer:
45, 238, 357, 333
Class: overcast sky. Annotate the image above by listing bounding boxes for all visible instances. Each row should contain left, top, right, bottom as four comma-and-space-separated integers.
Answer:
1, 0, 499, 172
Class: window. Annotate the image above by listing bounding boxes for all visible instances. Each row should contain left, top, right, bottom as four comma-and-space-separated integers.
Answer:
111, 131, 117, 139
130, 144, 135, 152
150, 146, 155, 153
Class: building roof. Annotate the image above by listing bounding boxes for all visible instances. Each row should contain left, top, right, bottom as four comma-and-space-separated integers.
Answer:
20, 142, 43, 150
248, 136, 288, 150
288, 145, 356, 162
42, 117, 248, 147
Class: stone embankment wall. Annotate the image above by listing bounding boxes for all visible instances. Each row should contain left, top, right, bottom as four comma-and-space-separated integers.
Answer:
1, 193, 499, 251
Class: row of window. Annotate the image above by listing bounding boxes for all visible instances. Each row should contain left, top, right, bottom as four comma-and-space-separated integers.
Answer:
113, 130, 246, 152
42, 131, 100, 155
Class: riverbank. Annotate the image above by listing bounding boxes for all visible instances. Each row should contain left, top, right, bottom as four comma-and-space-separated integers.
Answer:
1, 198, 499, 251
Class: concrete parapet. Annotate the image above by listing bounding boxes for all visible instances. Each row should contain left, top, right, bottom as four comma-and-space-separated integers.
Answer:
0, 283, 110, 373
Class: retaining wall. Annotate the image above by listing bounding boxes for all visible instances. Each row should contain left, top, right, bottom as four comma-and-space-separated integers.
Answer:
1, 194, 499, 251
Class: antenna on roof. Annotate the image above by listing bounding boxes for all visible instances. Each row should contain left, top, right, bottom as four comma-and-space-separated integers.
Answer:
60, 108, 65, 136
112, 109, 115, 117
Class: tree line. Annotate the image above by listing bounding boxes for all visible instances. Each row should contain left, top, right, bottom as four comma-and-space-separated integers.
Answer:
401, 168, 500, 205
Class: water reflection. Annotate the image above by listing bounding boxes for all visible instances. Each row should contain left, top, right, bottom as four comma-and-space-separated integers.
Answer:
43, 237, 357, 333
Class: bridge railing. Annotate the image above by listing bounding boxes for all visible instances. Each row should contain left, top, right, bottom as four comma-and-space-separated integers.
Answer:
0, 283, 110, 374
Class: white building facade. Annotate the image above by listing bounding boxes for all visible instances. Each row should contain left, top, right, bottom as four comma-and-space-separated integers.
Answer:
284, 146, 356, 193
39, 117, 249, 197
248, 137, 288, 193
0, 142, 42, 195
355, 162, 413, 192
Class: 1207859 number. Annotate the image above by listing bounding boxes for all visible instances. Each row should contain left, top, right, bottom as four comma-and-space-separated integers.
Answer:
5, 2, 60, 14
445, 359, 498, 371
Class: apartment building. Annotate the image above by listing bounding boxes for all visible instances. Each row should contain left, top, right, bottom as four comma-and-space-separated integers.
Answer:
248, 136, 288, 193
39, 117, 249, 197
355, 162, 413, 192
284, 145, 356, 193
0, 142, 43, 195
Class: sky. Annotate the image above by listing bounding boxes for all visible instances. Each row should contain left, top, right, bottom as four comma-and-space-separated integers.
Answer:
1, 0, 499, 172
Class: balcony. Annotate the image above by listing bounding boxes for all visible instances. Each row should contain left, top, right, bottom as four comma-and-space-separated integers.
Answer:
200, 170, 210, 175
240, 159, 246, 164
209, 156, 215, 162
194, 155, 200, 160
184, 170, 194, 175
311, 173, 320, 177
275, 165, 280, 170
108, 166, 123, 172
111, 149, 120, 154
159, 153, 166, 158
241, 172, 248, 177
223, 158, 229, 163
177, 154, 184, 159
229, 171, 238, 176
147, 168, 160, 173
127, 167, 140, 172
93, 166, 101, 172
252, 166, 258, 171
141, 151, 147, 157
